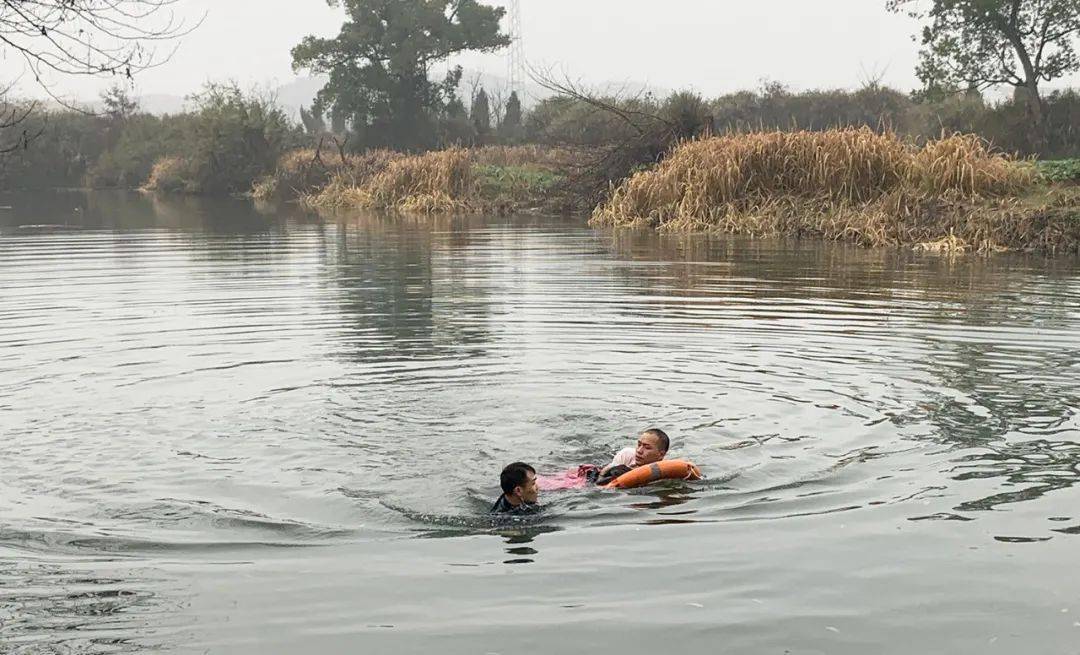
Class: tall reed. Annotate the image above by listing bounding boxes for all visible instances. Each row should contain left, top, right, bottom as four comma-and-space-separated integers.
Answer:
591, 128, 1060, 252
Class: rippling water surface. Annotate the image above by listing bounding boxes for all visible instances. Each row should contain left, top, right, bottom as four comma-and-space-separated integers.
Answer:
2, 190, 1080, 654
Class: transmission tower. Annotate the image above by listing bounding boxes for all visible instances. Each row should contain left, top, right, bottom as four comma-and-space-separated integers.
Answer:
507, 0, 525, 96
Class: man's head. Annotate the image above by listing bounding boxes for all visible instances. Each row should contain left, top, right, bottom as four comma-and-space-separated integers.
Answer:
634, 428, 670, 467
500, 462, 538, 504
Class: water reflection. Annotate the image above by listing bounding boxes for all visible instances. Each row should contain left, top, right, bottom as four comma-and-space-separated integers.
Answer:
4, 191, 1080, 652
0, 189, 317, 234
950, 439, 1080, 512
597, 226, 1080, 533
499, 525, 561, 565
328, 214, 493, 366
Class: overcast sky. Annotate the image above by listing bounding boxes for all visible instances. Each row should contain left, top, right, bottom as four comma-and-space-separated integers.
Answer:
11, 0, 1080, 102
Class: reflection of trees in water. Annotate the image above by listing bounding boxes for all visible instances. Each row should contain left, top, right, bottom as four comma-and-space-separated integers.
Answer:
0, 189, 319, 234
950, 439, 1080, 512
328, 213, 496, 365
140, 194, 325, 272
868, 261, 1080, 514
600, 229, 1076, 303
145, 193, 299, 235
916, 328, 1080, 513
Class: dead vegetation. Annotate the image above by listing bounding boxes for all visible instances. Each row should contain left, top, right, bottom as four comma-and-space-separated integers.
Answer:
299, 145, 577, 214
592, 128, 1078, 253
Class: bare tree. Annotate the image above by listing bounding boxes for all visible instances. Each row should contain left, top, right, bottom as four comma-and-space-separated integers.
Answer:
1, 0, 198, 151
486, 81, 508, 128
1, 1, 196, 84
528, 66, 712, 209
464, 71, 484, 106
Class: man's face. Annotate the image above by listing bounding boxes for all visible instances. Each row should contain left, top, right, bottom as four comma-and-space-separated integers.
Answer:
634, 433, 666, 467
517, 471, 539, 504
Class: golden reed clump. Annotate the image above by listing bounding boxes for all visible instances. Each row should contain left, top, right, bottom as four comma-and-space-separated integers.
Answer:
908, 133, 1033, 197
143, 156, 191, 193
303, 148, 479, 213
590, 128, 1064, 253
298, 149, 405, 210
365, 147, 476, 213
301, 145, 583, 213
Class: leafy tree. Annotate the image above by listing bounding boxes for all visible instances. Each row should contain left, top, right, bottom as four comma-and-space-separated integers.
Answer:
889, 0, 1080, 124
471, 87, 491, 139
159, 84, 300, 194
291, 0, 509, 151
497, 89, 523, 143
102, 85, 140, 122
661, 91, 712, 140
504, 91, 523, 128
86, 113, 192, 188
438, 96, 476, 146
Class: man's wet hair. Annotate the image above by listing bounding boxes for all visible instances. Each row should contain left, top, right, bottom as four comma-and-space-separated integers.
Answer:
643, 428, 670, 453
500, 462, 536, 494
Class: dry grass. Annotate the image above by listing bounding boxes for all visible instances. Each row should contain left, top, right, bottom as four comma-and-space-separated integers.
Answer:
591, 128, 1073, 253
143, 156, 191, 193
303, 145, 576, 214
305, 148, 474, 213
367, 148, 475, 213
471, 144, 584, 170
256, 148, 400, 202
909, 133, 1034, 196
298, 150, 405, 210
253, 148, 347, 199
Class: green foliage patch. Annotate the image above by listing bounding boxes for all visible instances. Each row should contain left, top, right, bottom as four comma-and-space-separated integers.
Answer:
1037, 159, 1080, 183
474, 164, 562, 201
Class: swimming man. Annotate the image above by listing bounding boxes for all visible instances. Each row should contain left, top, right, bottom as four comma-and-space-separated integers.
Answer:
491, 462, 541, 515
596, 428, 670, 484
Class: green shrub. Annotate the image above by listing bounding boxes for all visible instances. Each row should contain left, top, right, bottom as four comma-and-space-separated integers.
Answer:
174, 84, 303, 194
474, 164, 562, 200
1037, 159, 1080, 183
86, 114, 194, 188
0, 109, 108, 189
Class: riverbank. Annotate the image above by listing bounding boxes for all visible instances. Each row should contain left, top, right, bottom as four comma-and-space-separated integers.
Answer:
141, 128, 1080, 254
591, 129, 1080, 254
253, 144, 582, 215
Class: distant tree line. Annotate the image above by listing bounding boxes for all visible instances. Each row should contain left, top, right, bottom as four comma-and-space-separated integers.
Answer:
2, 0, 1080, 192
4, 78, 1079, 192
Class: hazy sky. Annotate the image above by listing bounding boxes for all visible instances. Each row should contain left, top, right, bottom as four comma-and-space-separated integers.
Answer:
10, 0, 1080, 102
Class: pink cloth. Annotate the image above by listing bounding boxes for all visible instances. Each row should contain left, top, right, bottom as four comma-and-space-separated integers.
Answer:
537, 465, 597, 491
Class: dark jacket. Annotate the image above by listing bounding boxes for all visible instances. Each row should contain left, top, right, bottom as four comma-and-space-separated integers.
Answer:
490, 494, 540, 515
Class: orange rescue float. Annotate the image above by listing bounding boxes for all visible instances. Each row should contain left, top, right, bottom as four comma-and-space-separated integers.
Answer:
604, 460, 703, 489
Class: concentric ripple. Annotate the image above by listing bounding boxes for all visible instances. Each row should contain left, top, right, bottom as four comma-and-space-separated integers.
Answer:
2, 190, 1079, 653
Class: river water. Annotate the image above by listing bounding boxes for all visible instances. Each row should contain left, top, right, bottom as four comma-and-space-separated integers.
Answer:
2, 190, 1079, 654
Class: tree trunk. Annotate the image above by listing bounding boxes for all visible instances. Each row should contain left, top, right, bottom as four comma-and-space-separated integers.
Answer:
1001, 23, 1045, 127
1013, 82, 1047, 155
1013, 83, 1044, 123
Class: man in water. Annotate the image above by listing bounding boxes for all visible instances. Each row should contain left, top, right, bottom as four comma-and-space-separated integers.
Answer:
491, 462, 541, 515
596, 428, 670, 483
